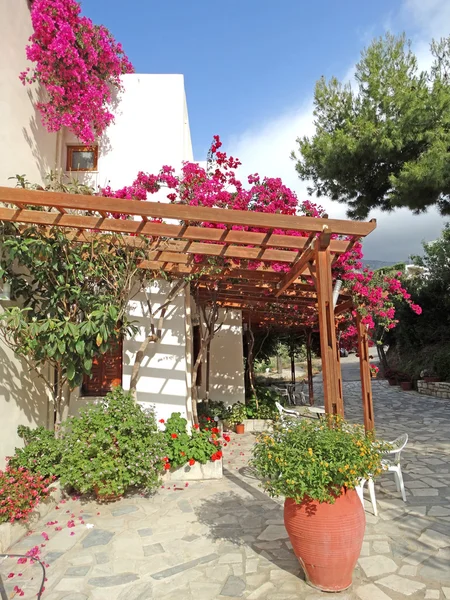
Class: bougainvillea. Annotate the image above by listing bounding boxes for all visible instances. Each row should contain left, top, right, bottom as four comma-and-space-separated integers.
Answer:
98, 135, 420, 348
20, 0, 133, 142
0, 466, 54, 524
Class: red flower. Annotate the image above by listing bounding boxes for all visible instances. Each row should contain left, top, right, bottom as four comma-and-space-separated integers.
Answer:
207, 417, 211, 421
188, 459, 195, 466
211, 427, 219, 434
180, 452, 185, 456
171, 433, 178, 439
223, 434, 231, 442
163, 457, 169, 462
164, 463, 171, 471
193, 424, 199, 429
159, 419, 165, 424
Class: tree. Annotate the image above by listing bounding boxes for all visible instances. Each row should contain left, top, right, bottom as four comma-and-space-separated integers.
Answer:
0, 226, 150, 434
293, 33, 450, 219
411, 223, 450, 286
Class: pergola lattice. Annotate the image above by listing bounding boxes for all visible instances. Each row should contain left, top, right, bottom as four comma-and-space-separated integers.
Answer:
0, 186, 376, 430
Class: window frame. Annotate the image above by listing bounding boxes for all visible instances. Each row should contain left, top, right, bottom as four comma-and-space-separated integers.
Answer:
81, 337, 123, 397
66, 145, 99, 172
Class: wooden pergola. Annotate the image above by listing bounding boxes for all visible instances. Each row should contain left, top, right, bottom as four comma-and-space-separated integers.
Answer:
0, 186, 376, 431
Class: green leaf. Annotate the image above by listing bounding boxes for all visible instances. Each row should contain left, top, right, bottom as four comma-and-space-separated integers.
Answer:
76, 340, 85, 355
84, 358, 93, 372
67, 363, 75, 381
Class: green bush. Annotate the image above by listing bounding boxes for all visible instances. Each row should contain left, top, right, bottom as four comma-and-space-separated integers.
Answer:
162, 413, 223, 469
59, 387, 167, 496
8, 426, 62, 478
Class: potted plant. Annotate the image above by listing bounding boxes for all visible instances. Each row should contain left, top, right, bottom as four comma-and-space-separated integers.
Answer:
59, 387, 167, 501
397, 372, 413, 391
369, 364, 379, 379
226, 402, 247, 434
384, 368, 398, 386
420, 369, 440, 383
251, 417, 388, 592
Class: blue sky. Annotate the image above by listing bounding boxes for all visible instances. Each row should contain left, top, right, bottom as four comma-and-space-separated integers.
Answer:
81, 0, 448, 260
83, 0, 401, 159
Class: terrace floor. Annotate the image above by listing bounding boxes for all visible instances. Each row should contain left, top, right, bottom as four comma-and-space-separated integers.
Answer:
2, 356, 450, 600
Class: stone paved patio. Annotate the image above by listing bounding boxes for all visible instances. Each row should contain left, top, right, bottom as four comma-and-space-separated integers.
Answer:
2, 364, 450, 599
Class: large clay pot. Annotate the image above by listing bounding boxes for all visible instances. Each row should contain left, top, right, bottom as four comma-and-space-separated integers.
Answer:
400, 381, 412, 391
284, 489, 365, 592
235, 423, 245, 434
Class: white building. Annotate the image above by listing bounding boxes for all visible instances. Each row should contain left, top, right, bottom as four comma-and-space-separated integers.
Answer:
0, 0, 244, 465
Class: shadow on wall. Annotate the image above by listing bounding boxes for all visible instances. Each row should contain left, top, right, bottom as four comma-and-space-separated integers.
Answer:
22, 87, 56, 183
0, 344, 48, 433
209, 311, 245, 405
123, 298, 188, 413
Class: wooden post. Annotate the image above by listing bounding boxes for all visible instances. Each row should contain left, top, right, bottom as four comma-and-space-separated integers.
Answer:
306, 330, 314, 405
356, 312, 375, 432
315, 235, 344, 416
290, 337, 296, 384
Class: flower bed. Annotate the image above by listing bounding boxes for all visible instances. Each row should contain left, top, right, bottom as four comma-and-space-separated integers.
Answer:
0, 478, 61, 553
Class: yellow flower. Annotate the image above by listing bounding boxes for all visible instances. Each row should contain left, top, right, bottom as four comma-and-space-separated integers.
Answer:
268, 454, 272, 459
308, 448, 313, 456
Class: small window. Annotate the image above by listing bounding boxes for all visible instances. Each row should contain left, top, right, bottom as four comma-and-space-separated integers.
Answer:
66, 145, 98, 172
82, 339, 122, 396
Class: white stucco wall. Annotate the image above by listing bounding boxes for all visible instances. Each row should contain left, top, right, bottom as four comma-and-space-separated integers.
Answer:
195, 307, 245, 407
61, 73, 193, 191
123, 281, 190, 420
0, 306, 50, 468
0, 0, 57, 186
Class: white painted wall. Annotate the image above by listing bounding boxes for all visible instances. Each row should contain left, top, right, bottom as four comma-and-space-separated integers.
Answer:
123, 281, 190, 420
0, 0, 57, 186
0, 305, 50, 468
195, 306, 245, 407
61, 73, 193, 192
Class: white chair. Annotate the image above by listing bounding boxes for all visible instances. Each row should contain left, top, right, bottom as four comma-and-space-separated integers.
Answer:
271, 385, 292, 405
275, 401, 299, 420
356, 433, 408, 516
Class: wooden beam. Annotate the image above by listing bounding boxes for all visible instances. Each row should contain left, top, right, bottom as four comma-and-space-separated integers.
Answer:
356, 312, 375, 432
315, 240, 344, 416
274, 246, 316, 297
335, 298, 354, 315
0, 186, 378, 237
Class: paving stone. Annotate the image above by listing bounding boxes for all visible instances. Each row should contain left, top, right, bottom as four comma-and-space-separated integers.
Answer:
177, 499, 193, 513
245, 558, 259, 574
137, 528, 153, 537
221, 575, 246, 597
218, 553, 244, 564
45, 551, 64, 564
111, 505, 139, 517
60, 595, 88, 600
247, 582, 276, 599
143, 543, 165, 556
55, 578, 88, 592
151, 553, 219, 580
358, 555, 398, 578
372, 541, 390, 554
88, 573, 140, 587
95, 552, 110, 564
189, 582, 222, 600
425, 591, 440, 599
65, 565, 91, 576
443, 588, 450, 599
410, 488, 439, 496
182, 534, 200, 542
377, 574, 426, 595
418, 528, 450, 549
257, 525, 288, 541
428, 506, 450, 517
117, 582, 154, 599
398, 565, 417, 576
356, 583, 393, 600
82, 529, 115, 549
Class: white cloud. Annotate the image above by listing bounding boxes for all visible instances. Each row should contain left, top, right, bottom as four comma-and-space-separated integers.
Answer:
227, 0, 449, 262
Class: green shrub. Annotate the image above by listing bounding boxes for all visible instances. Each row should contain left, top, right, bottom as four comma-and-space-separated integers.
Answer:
59, 387, 167, 496
8, 426, 62, 478
162, 412, 223, 470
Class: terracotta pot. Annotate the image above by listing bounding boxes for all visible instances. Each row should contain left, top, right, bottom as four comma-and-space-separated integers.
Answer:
400, 381, 412, 391
424, 377, 440, 383
94, 486, 122, 503
388, 378, 397, 386
370, 373, 377, 379
235, 423, 245, 434
284, 489, 365, 592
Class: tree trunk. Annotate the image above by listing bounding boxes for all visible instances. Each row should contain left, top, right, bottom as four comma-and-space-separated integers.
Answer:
54, 363, 63, 438
246, 326, 258, 409
290, 339, 296, 385
277, 354, 282, 374
205, 322, 213, 403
